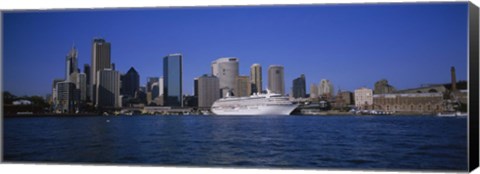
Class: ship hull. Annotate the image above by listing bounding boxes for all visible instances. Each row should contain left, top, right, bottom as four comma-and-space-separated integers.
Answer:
211, 104, 298, 116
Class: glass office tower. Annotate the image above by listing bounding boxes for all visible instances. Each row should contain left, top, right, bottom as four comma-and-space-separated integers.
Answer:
163, 53, 183, 107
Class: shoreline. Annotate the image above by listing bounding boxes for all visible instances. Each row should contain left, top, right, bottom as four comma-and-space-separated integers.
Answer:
3, 112, 447, 118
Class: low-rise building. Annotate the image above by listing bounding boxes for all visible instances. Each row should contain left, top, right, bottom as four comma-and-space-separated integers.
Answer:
354, 87, 373, 110
373, 93, 445, 114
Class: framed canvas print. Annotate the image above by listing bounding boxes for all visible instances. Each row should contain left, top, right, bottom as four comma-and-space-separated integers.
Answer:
1, 0, 479, 173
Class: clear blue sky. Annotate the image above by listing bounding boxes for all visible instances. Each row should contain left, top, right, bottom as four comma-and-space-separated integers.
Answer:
3, 3, 468, 96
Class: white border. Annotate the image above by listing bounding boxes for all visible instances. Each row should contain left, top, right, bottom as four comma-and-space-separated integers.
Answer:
1, 0, 478, 174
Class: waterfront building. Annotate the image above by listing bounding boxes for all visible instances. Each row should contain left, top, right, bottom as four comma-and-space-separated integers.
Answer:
51, 78, 65, 111
91, 38, 111, 105
268, 65, 285, 95
373, 93, 445, 114
183, 95, 198, 107
56, 81, 77, 113
194, 78, 199, 97
120, 67, 140, 98
333, 90, 354, 109
197, 75, 220, 108
310, 83, 318, 99
96, 68, 120, 108
153, 96, 164, 106
250, 63, 262, 94
318, 79, 334, 99
292, 74, 306, 98
354, 87, 373, 110
84, 64, 91, 102
211, 57, 239, 97
235, 75, 252, 97
374, 79, 396, 94
163, 53, 183, 107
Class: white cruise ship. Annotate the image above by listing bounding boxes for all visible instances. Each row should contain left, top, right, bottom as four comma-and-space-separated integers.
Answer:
211, 90, 298, 115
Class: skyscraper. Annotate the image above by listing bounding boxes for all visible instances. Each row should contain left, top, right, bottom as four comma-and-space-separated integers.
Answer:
66, 44, 78, 82
96, 68, 120, 108
292, 74, 306, 98
268, 65, 285, 95
91, 38, 111, 105
79, 73, 87, 101
250, 63, 262, 94
310, 83, 318, 99
197, 75, 220, 108
211, 57, 239, 97
163, 53, 183, 107
193, 78, 199, 97
120, 67, 140, 98
84, 64, 91, 102
235, 75, 251, 97
318, 79, 334, 99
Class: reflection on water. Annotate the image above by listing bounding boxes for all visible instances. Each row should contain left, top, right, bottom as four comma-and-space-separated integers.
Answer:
4, 115, 467, 171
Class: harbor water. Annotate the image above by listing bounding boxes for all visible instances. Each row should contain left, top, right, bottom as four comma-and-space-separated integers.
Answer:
3, 115, 468, 171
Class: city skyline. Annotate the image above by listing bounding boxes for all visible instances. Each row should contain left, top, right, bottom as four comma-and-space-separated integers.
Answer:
3, 3, 469, 96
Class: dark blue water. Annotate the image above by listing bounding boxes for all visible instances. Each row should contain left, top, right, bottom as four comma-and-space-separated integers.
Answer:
3, 115, 467, 171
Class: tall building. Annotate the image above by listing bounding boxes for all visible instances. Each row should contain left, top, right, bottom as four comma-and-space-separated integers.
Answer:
250, 63, 262, 94
163, 53, 183, 107
318, 79, 334, 99
292, 74, 306, 98
373, 79, 396, 94
211, 57, 239, 97
146, 77, 160, 104
197, 75, 220, 108
268, 65, 285, 95
193, 78, 199, 97
235, 75, 252, 97
120, 67, 140, 98
84, 64, 91, 101
91, 38, 111, 105
310, 84, 318, 99
79, 73, 87, 101
354, 87, 373, 110
151, 82, 160, 100
159, 77, 164, 97
96, 69, 120, 108
56, 81, 77, 113
66, 44, 79, 82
